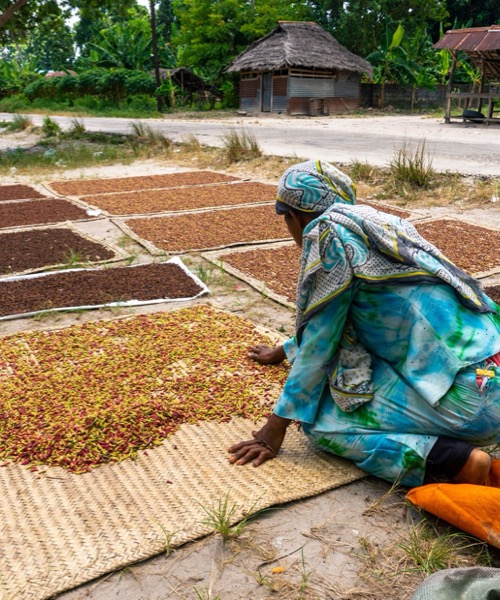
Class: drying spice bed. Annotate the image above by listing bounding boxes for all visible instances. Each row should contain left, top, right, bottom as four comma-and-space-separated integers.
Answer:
49, 171, 240, 196
0, 262, 204, 317
362, 202, 412, 219
124, 204, 290, 253
0, 198, 90, 229
0, 305, 288, 473
83, 182, 276, 215
0, 184, 47, 202
485, 284, 500, 305
0, 228, 117, 275
414, 219, 500, 275
221, 244, 301, 303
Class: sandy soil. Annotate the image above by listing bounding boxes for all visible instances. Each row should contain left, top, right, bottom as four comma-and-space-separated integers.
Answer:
1, 139, 500, 599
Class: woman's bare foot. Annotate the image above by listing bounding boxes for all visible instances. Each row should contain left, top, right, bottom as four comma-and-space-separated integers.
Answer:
453, 448, 492, 485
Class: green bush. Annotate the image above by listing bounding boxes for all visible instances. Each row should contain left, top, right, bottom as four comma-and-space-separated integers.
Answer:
126, 94, 157, 112
24, 78, 57, 101
0, 94, 30, 112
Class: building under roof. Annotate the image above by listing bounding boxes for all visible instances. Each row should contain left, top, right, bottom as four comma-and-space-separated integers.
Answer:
227, 21, 373, 116
433, 25, 500, 124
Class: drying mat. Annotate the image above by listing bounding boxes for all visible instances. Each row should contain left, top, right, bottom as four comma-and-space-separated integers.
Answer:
114, 204, 291, 255
0, 183, 49, 202
414, 217, 500, 279
0, 197, 102, 230
0, 419, 364, 600
0, 222, 128, 277
203, 242, 299, 309
0, 257, 209, 320
46, 171, 241, 197
78, 181, 275, 217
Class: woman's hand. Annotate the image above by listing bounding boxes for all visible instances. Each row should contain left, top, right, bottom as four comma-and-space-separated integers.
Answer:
248, 344, 286, 365
228, 413, 291, 467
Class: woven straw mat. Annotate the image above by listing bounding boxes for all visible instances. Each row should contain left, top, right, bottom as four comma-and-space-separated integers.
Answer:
0, 417, 363, 600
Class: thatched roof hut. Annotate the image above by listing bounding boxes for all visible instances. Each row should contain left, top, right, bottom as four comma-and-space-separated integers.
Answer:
227, 21, 372, 116
227, 21, 372, 76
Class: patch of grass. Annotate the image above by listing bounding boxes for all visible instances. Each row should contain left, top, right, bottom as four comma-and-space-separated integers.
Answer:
41, 116, 62, 138
0, 142, 131, 174
129, 121, 172, 151
389, 139, 435, 190
4, 114, 33, 132
197, 493, 257, 542
349, 160, 376, 183
182, 133, 203, 151
398, 522, 493, 576
221, 128, 263, 164
193, 587, 222, 600
66, 118, 86, 139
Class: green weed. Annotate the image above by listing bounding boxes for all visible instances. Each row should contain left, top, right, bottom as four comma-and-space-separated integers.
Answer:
129, 121, 172, 150
5, 114, 33, 132
41, 116, 62, 138
193, 587, 222, 600
389, 139, 435, 190
221, 128, 262, 163
398, 522, 493, 576
197, 492, 256, 542
66, 118, 86, 139
349, 160, 376, 182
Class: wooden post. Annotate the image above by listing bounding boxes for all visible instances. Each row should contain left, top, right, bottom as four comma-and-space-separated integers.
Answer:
445, 50, 457, 123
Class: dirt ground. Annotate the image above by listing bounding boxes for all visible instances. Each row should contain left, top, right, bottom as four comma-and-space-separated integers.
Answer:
1, 144, 500, 599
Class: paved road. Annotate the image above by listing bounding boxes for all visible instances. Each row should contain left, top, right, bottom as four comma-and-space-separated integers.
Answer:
2, 112, 499, 176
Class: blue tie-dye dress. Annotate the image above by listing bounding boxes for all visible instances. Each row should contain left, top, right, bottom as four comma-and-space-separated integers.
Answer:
275, 280, 500, 487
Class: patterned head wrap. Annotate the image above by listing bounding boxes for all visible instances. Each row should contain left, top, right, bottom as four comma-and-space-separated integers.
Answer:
276, 159, 356, 215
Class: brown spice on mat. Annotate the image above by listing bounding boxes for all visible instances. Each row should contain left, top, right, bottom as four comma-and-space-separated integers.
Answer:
0, 263, 203, 317
223, 245, 301, 302
415, 219, 500, 275
0, 184, 47, 202
362, 202, 411, 219
126, 204, 290, 252
0, 228, 116, 275
0, 305, 288, 472
50, 171, 240, 196
0, 199, 89, 229
83, 182, 276, 215
485, 284, 500, 305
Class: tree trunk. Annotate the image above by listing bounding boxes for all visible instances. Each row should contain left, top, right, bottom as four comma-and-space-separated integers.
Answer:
0, 0, 29, 28
149, 0, 163, 113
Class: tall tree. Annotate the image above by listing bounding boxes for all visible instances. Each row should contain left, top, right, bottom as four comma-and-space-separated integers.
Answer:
333, 0, 448, 59
25, 13, 75, 70
0, 0, 137, 43
444, 0, 499, 28
172, 0, 311, 80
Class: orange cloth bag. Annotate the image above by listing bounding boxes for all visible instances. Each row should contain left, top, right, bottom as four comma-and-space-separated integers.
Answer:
407, 463, 500, 548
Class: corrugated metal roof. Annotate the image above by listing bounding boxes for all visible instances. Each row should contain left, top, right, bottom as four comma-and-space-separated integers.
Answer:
433, 25, 500, 51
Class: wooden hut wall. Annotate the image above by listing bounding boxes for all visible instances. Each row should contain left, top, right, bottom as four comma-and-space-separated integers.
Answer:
288, 69, 360, 115
239, 75, 261, 112
272, 75, 288, 113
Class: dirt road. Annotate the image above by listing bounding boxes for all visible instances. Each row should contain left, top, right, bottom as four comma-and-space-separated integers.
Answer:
1, 112, 499, 176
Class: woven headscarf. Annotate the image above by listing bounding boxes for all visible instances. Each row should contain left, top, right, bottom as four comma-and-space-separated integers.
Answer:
276, 159, 356, 214
296, 204, 495, 336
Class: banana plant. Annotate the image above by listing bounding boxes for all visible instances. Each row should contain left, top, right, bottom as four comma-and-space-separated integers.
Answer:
367, 24, 414, 108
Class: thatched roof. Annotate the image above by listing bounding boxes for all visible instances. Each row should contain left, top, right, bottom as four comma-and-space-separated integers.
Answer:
227, 21, 373, 76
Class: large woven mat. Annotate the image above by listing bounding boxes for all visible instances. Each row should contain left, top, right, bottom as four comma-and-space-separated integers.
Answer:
0, 418, 364, 600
